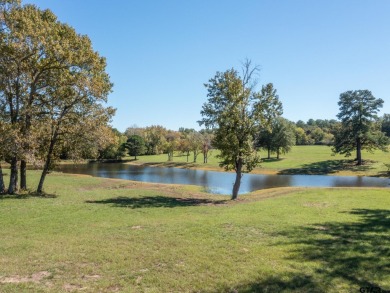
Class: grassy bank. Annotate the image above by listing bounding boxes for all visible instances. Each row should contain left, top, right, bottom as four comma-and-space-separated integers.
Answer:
127, 145, 390, 177
1, 171, 389, 292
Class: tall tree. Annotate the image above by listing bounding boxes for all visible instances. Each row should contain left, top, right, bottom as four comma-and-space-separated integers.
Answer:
0, 2, 113, 194
199, 61, 282, 199
333, 90, 388, 165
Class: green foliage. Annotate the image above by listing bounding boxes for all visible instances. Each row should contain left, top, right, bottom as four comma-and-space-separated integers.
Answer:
294, 127, 314, 145
125, 135, 146, 160
0, 2, 113, 193
199, 61, 282, 198
97, 128, 127, 160
257, 117, 295, 159
381, 113, 390, 137
294, 119, 338, 145
333, 90, 388, 165
269, 117, 296, 158
143, 125, 167, 155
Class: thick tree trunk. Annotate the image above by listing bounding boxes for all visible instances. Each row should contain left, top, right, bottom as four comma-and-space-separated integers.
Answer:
203, 152, 208, 163
8, 157, 18, 194
0, 163, 5, 193
193, 151, 197, 163
232, 158, 243, 200
20, 160, 27, 190
267, 147, 271, 159
356, 137, 362, 165
276, 148, 280, 159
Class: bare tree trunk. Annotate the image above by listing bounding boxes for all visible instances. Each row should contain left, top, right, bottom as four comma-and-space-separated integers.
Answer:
37, 149, 53, 194
267, 147, 271, 159
37, 127, 59, 193
276, 148, 280, 159
356, 137, 362, 165
193, 150, 198, 163
37, 160, 49, 194
20, 160, 27, 190
0, 163, 5, 193
232, 158, 242, 200
8, 157, 18, 194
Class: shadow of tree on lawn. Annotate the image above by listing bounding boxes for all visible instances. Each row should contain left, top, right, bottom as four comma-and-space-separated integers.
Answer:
278, 159, 373, 175
0, 191, 57, 199
208, 208, 390, 292
261, 158, 284, 163
86, 195, 227, 208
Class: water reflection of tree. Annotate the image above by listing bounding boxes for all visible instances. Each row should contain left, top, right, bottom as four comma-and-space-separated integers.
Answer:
248, 174, 292, 191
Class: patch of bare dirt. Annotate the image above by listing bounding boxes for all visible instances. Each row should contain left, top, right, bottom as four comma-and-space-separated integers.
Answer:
63, 283, 85, 291
303, 202, 331, 208
0, 271, 51, 284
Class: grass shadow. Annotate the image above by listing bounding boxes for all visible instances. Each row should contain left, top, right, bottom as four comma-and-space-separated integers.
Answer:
261, 158, 284, 163
273, 208, 390, 291
278, 159, 374, 175
214, 208, 390, 292
210, 274, 324, 293
86, 195, 227, 208
0, 191, 57, 199
374, 171, 390, 178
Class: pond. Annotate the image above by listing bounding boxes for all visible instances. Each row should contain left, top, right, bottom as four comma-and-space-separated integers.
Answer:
55, 163, 390, 194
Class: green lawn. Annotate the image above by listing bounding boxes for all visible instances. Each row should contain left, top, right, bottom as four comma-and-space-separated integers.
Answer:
129, 145, 390, 177
1, 171, 389, 292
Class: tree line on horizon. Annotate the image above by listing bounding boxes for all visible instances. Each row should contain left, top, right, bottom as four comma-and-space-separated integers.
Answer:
111, 112, 390, 164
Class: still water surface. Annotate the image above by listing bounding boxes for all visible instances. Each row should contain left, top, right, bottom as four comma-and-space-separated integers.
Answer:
56, 163, 390, 194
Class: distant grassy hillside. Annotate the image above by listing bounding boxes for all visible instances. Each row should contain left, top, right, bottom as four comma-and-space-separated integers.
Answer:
127, 145, 390, 177
0, 171, 389, 292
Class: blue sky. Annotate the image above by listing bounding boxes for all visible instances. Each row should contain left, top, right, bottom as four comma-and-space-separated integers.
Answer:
25, 0, 390, 132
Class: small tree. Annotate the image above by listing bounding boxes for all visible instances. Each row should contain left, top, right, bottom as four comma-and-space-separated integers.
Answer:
164, 131, 180, 161
125, 135, 146, 160
257, 117, 295, 159
270, 117, 296, 159
199, 61, 282, 199
333, 90, 388, 165
200, 130, 213, 163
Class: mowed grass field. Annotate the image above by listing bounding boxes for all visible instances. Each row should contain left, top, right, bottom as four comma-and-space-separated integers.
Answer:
0, 171, 389, 292
128, 145, 390, 177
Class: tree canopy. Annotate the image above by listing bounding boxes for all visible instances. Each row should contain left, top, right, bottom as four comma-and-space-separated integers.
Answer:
333, 90, 388, 165
199, 61, 282, 199
125, 135, 146, 160
0, 2, 113, 194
